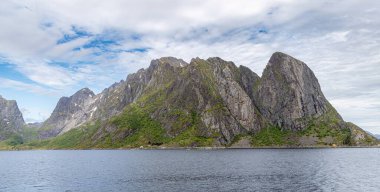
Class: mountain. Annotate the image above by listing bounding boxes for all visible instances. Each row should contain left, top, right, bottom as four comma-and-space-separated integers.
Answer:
257, 52, 330, 130
27, 122, 42, 129
34, 52, 377, 148
0, 95, 25, 140
375, 134, 380, 140
39, 88, 95, 138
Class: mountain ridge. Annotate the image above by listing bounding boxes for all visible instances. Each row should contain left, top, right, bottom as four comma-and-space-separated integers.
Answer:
1, 52, 378, 149
32, 52, 377, 148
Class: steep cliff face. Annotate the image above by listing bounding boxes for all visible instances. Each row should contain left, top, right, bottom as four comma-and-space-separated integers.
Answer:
206, 57, 264, 134
40, 88, 95, 138
238, 65, 261, 103
0, 95, 25, 140
92, 57, 264, 145
37, 52, 377, 147
257, 52, 330, 130
144, 57, 265, 144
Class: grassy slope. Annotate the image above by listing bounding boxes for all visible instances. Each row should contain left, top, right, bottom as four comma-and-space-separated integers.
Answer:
248, 103, 377, 147
14, 103, 216, 149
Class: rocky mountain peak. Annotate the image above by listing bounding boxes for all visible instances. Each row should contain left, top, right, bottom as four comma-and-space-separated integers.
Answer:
151, 57, 188, 68
206, 57, 232, 64
39, 88, 95, 138
71, 88, 95, 101
0, 95, 25, 140
190, 57, 205, 64
257, 52, 330, 130
268, 52, 295, 65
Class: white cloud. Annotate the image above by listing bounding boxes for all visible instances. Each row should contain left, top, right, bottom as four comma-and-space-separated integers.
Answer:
0, 77, 59, 96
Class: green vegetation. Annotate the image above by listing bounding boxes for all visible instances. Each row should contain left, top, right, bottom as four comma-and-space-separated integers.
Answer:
300, 122, 352, 145
167, 126, 215, 147
109, 104, 169, 147
193, 59, 220, 99
6, 134, 24, 146
11, 100, 221, 149
247, 103, 370, 147
21, 126, 39, 142
0, 134, 24, 150
22, 121, 100, 149
167, 110, 219, 147
251, 126, 294, 146
296, 103, 353, 145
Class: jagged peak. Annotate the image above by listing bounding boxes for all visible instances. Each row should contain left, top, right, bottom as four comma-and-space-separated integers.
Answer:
73, 88, 95, 97
206, 57, 235, 65
262, 51, 317, 81
56, 96, 69, 104
271, 51, 290, 58
55, 88, 94, 104
77, 87, 93, 93
190, 57, 205, 63
136, 68, 145, 73
150, 57, 188, 68
207, 57, 225, 62
190, 57, 236, 69
268, 52, 305, 68
0, 95, 17, 103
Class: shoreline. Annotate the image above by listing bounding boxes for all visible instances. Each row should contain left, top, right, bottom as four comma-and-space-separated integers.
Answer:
1, 145, 379, 151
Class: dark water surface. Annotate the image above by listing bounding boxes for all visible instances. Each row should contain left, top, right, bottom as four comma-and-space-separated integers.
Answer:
0, 148, 379, 192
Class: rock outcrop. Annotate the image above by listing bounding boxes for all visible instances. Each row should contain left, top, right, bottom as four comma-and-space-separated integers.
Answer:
0, 95, 25, 140
40, 88, 95, 138
257, 52, 330, 130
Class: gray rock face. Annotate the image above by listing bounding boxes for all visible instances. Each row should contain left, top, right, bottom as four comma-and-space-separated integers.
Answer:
143, 57, 265, 144
257, 52, 329, 130
40, 88, 95, 138
207, 57, 263, 133
0, 95, 25, 140
238, 65, 260, 103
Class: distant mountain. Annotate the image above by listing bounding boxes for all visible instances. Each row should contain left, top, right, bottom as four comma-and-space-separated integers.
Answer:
32, 52, 377, 149
0, 95, 25, 140
375, 134, 380, 140
39, 88, 95, 138
27, 122, 42, 129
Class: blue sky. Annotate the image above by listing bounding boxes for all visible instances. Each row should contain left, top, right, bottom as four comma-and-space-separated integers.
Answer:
0, 0, 380, 134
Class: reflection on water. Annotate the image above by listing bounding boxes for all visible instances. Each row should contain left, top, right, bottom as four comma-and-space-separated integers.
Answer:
0, 149, 379, 192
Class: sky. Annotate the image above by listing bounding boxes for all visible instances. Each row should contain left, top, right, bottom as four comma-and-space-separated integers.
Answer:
0, 0, 379, 134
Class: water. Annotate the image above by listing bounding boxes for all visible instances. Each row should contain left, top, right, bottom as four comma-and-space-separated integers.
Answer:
0, 149, 379, 192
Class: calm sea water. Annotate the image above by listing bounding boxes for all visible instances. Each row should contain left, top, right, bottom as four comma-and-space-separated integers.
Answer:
0, 149, 379, 192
